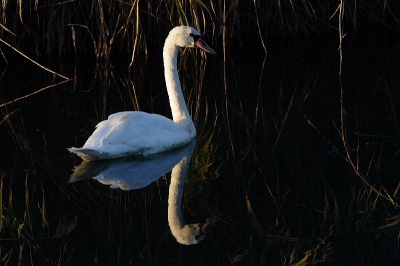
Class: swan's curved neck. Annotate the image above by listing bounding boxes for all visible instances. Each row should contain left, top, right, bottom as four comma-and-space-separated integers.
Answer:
163, 39, 196, 138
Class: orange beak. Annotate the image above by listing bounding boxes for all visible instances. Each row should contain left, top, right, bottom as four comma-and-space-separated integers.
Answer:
195, 39, 216, 55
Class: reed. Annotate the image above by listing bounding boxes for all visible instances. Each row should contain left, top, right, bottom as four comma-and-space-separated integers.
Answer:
1, 1, 399, 57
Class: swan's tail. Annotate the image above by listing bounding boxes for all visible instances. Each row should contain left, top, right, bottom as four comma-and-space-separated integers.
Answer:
68, 147, 102, 161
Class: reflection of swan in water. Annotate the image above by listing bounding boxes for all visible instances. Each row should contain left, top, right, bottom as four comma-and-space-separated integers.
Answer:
168, 146, 219, 245
69, 139, 218, 244
69, 141, 191, 190
68, 26, 215, 161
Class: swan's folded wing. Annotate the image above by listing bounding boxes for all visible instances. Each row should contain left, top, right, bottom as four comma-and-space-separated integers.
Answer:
68, 112, 192, 161
68, 147, 103, 161
68, 144, 144, 161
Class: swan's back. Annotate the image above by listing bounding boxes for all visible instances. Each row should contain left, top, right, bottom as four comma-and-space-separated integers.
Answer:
68, 111, 191, 161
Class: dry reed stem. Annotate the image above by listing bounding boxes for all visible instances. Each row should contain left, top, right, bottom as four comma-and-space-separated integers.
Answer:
221, 0, 235, 158
0, 38, 70, 80
338, 0, 345, 76
254, 56, 267, 139
274, 92, 295, 146
253, 0, 267, 55
0, 23, 72, 108
333, 122, 395, 205
0, 80, 70, 108
305, 111, 395, 206
129, 0, 140, 70
0, 23, 16, 36
67, 23, 98, 57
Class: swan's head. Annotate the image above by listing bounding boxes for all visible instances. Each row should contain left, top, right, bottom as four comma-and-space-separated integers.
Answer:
172, 217, 220, 245
167, 26, 216, 55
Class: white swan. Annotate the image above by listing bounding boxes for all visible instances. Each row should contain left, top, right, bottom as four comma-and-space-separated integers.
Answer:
68, 26, 215, 161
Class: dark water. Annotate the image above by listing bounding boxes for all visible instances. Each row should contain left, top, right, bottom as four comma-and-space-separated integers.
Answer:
1, 33, 400, 265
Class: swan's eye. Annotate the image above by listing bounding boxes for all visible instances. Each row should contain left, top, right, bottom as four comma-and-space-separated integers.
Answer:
190, 33, 201, 42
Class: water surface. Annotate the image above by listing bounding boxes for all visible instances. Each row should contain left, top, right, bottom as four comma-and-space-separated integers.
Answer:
0, 33, 399, 265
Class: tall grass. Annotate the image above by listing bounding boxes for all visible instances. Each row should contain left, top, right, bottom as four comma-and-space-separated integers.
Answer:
0, 1, 399, 58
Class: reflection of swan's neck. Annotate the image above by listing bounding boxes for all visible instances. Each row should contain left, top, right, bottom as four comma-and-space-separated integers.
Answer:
163, 39, 196, 138
168, 155, 203, 245
168, 156, 188, 227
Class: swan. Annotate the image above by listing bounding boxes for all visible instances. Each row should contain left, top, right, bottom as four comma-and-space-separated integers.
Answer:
68, 26, 215, 161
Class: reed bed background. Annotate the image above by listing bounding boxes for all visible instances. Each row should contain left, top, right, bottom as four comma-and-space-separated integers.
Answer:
1, 0, 400, 59
1, 0, 400, 265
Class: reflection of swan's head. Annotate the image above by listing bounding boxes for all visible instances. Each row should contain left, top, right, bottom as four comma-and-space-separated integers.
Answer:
167, 26, 216, 54
171, 217, 220, 245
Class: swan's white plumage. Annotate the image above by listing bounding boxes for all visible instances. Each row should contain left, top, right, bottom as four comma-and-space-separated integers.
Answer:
68, 111, 191, 161
68, 26, 215, 161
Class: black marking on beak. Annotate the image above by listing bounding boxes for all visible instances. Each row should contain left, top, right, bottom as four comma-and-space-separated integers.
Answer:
190, 33, 202, 42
